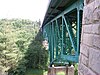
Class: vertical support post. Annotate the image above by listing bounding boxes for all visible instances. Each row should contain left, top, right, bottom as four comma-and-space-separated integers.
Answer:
49, 24, 52, 64
51, 22, 54, 61
61, 16, 64, 55
55, 20, 58, 57
77, 9, 80, 55
53, 22, 55, 59
63, 19, 66, 54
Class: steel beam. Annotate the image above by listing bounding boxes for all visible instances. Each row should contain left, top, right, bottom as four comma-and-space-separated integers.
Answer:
43, 0, 83, 66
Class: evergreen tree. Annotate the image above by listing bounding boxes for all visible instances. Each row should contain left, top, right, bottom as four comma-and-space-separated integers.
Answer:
0, 19, 48, 75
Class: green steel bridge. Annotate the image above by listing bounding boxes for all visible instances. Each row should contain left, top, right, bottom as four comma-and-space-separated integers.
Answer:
42, 0, 84, 67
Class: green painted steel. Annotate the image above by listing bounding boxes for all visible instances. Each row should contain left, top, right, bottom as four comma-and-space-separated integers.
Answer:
43, 0, 83, 66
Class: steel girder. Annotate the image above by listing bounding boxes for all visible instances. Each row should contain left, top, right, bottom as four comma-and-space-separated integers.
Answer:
43, 0, 83, 66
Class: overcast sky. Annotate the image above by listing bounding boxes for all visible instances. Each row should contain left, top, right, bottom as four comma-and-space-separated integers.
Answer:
0, 0, 49, 23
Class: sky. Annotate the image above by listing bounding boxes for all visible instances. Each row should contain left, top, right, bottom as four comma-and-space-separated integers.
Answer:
0, 0, 49, 23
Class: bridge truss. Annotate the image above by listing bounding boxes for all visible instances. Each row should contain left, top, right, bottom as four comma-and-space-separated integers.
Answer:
42, 0, 84, 66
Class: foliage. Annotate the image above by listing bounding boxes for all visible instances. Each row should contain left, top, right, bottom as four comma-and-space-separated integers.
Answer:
74, 63, 78, 75
0, 19, 48, 75
25, 31, 48, 70
56, 72, 65, 75
25, 69, 43, 75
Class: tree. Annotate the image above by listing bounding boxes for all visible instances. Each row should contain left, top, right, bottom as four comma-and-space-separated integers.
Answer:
0, 19, 48, 75
25, 31, 48, 69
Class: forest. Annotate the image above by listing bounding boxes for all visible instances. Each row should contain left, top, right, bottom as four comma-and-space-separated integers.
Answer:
0, 19, 48, 75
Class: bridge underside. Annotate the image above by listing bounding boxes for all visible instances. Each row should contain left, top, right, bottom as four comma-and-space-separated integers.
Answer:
42, 0, 84, 66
